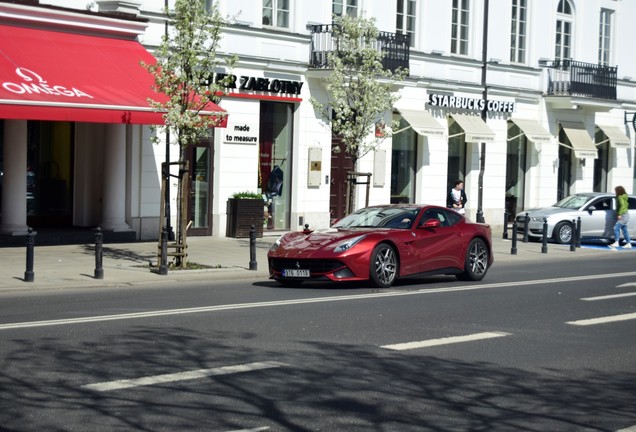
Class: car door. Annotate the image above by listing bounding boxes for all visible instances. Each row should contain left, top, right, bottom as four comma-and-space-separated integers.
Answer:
407, 208, 461, 275
580, 196, 614, 240
628, 197, 636, 237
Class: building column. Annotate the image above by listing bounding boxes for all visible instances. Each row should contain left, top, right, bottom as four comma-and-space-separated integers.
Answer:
0, 120, 29, 235
101, 123, 130, 231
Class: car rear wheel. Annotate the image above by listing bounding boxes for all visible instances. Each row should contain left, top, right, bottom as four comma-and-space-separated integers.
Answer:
369, 243, 398, 288
457, 238, 489, 281
552, 221, 572, 244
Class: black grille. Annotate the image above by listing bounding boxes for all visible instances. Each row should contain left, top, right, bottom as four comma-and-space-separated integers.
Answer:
269, 258, 345, 274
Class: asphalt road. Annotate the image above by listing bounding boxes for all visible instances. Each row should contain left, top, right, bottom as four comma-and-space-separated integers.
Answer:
1, 254, 635, 431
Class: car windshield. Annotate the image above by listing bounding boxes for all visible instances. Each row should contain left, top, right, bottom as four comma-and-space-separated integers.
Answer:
333, 206, 420, 229
553, 195, 593, 210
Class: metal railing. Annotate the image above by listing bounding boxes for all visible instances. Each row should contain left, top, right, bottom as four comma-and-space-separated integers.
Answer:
308, 24, 410, 74
541, 59, 617, 100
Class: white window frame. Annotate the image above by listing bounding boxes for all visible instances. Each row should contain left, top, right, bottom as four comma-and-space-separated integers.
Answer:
451, 0, 469, 56
598, 8, 613, 66
263, 0, 290, 29
397, 0, 416, 48
332, 0, 358, 18
555, 0, 573, 60
510, 0, 527, 64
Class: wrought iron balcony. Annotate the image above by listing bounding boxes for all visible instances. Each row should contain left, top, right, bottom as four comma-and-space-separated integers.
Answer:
308, 24, 410, 75
540, 59, 617, 100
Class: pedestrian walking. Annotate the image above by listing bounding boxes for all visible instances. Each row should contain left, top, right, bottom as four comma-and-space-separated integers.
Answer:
609, 185, 632, 249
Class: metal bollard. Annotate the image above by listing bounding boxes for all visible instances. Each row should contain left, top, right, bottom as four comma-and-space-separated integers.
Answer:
159, 227, 168, 275
511, 221, 518, 255
502, 210, 509, 239
523, 212, 529, 243
576, 216, 582, 248
24, 227, 35, 282
249, 225, 257, 271
570, 219, 576, 252
541, 218, 548, 253
94, 227, 104, 279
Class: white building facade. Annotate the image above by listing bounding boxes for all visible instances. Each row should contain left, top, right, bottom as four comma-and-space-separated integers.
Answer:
1, 0, 634, 242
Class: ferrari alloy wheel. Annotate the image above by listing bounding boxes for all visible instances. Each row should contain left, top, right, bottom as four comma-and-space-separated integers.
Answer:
457, 238, 489, 281
370, 243, 398, 288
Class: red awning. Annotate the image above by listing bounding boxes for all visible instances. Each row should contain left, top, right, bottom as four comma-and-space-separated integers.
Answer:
0, 24, 227, 126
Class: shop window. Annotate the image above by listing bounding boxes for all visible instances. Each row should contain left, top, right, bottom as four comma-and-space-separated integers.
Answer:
446, 119, 466, 193
557, 127, 573, 201
391, 117, 416, 203
505, 123, 528, 220
259, 101, 293, 230
593, 129, 610, 193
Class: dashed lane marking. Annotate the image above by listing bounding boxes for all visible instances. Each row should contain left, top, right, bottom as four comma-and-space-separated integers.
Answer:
82, 361, 287, 392
380, 331, 511, 351
581, 292, 636, 301
566, 312, 636, 326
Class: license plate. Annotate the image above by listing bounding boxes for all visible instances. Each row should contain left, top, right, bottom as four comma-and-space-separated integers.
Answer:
282, 269, 310, 278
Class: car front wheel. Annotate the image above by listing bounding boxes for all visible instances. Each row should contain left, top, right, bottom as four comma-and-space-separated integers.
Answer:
552, 221, 572, 244
369, 243, 398, 288
457, 238, 489, 281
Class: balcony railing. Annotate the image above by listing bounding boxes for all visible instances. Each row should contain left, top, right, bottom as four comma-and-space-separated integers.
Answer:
541, 59, 617, 100
308, 24, 410, 74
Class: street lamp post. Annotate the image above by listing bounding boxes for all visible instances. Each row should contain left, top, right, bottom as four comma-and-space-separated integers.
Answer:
476, 0, 489, 224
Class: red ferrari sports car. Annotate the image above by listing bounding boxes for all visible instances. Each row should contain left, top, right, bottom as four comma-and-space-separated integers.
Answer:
268, 204, 493, 287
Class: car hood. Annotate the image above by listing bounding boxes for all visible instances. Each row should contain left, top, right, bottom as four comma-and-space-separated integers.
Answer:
519, 207, 577, 218
273, 228, 375, 258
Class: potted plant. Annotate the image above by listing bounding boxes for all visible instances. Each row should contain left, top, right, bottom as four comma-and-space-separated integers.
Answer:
226, 191, 265, 238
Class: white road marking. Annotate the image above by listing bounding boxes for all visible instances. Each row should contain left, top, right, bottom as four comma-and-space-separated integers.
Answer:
581, 292, 636, 301
3, 271, 636, 331
616, 426, 636, 432
380, 331, 511, 351
82, 361, 287, 392
566, 312, 636, 326
617, 282, 636, 288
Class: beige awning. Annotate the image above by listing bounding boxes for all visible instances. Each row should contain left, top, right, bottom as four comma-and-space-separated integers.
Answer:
397, 108, 445, 137
560, 122, 598, 159
449, 113, 495, 143
509, 118, 552, 143
596, 125, 631, 148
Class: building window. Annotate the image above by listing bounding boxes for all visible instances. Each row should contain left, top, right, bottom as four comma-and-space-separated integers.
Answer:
263, 0, 289, 28
332, 0, 358, 18
451, 0, 469, 55
555, 0, 573, 60
510, 0, 527, 64
396, 0, 416, 47
598, 9, 613, 66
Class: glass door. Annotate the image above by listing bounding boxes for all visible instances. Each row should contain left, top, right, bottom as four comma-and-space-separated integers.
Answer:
187, 137, 213, 236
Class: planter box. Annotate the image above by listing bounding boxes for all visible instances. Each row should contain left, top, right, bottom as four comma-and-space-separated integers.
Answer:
226, 198, 264, 238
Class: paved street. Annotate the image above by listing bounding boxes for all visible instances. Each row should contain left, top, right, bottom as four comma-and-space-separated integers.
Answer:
0, 247, 635, 431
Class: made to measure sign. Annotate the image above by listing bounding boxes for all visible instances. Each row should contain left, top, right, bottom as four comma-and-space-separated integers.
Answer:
223, 122, 259, 144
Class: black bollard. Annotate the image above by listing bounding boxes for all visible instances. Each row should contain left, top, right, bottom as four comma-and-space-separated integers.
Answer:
24, 227, 35, 282
511, 221, 518, 255
249, 225, 257, 271
570, 219, 576, 252
159, 227, 168, 275
94, 227, 104, 279
502, 210, 509, 239
541, 218, 548, 254
523, 212, 529, 243
576, 216, 582, 248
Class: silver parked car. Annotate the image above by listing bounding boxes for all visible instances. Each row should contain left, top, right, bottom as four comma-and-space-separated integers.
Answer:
515, 193, 636, 244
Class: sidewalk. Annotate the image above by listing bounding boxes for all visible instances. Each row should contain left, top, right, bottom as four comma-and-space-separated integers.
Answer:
0, 233, 621, 293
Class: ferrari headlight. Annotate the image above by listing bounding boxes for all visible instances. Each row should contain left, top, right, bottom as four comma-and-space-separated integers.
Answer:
333, 235, 366, 253
269, 236, 283, 252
